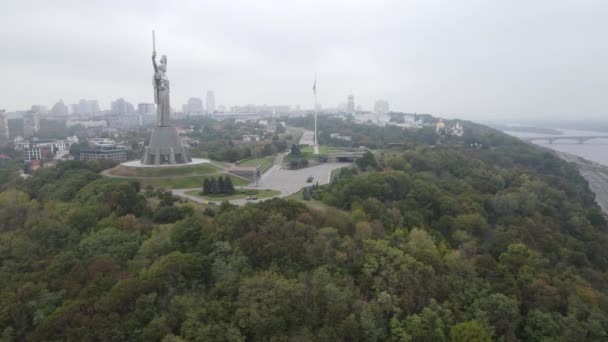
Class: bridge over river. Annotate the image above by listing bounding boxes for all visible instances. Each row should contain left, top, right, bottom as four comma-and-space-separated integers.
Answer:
522, 136, 608, 144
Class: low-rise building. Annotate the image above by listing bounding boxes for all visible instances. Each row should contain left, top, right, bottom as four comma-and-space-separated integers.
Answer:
13, 137, 27, 151
176, 127, 195, 135
107, 114, 140, 129
0, 153, 11, 165
451, 121, 464, 137
330, 133, 352, 141
436, 119, 446, 134
24, 145, 52, 161
242, 134, 261, 142
66, 136, 79, 144
66, 119, 107, 128
141, 114, 157, 126
89, 138, 118, 146
180, 136, 199, 148
23, 139, 69, 162
80, 139, 128, 161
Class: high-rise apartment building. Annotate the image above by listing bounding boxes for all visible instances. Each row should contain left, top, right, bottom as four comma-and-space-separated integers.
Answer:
183, 97, 204, 115
31, 105, 48, 114
347, 93, 355, 113
138, 103, 156, 116
111, 98, 134, 115
87, 100, 100, 114
23, 111, 40, 138
78, 99, 90, 115
374, 99, 390, 115
70, 99, 100, 115
0, 110, 9, 142
51, 100, 69, 116
206, 91, 216, 115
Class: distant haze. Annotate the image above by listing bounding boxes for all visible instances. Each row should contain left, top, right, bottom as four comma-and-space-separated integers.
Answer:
2, 0, 607, 121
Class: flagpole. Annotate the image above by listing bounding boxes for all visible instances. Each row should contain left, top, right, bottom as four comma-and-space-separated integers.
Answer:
313, 74, 318, 147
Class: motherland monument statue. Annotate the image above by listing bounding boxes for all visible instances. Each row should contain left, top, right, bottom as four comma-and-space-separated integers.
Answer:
141, 30, 192, 165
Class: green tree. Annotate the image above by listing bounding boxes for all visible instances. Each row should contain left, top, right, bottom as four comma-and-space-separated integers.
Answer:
160, 191, 176, 207
170, 216, 205, 252
202, 179, 211, 195
218, 177, 225, 194
0, 189, 36, 232
235, 272, 299, 340
356, 151, 378, 170
78, 227, 144, 263
522, 309, 560, 342
449, 321, 491, 342
224, 176, 235, 193
403, 300, 453, 342
291, 144, 301, 156
210, 178, 219, 194
472, 293, 520, 340
77, 179, 147, 216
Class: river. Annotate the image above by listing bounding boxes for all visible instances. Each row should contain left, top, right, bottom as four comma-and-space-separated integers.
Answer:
503, 129, 608, 166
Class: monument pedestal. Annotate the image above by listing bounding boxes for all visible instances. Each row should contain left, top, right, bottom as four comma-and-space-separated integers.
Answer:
141, 126, 191, 165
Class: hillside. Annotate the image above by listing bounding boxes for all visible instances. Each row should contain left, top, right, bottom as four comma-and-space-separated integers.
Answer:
0, 119, 607, 341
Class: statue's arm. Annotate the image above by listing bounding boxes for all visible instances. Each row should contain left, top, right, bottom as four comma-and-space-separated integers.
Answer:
152, 52, 158, 73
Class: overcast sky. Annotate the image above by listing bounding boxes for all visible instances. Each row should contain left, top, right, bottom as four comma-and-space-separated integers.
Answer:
2, 0, 607, 121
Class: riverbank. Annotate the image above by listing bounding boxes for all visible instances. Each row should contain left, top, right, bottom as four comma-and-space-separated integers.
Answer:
557, 151, 608, 215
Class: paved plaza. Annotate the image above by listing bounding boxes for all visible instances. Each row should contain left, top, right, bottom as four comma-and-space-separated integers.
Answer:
255, 162, 349, 196
299, 130, 315, 145
172, 162, 351, 206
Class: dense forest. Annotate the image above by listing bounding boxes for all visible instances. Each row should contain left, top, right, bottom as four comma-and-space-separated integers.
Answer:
1, 119, 608, 341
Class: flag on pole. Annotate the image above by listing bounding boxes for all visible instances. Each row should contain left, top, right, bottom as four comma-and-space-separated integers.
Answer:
313, 76, 316, 95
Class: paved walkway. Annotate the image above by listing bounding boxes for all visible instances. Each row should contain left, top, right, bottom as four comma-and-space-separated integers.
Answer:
299, 130, 315, 145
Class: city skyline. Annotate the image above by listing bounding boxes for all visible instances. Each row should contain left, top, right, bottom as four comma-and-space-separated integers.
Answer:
2, 1, 608, 121
13, 92, 377, 115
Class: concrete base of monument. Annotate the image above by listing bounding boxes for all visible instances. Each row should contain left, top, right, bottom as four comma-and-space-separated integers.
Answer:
121, 158, 210, 168
140, 126, 193, 165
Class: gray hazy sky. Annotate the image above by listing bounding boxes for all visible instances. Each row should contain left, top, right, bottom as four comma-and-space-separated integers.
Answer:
2, 0, 607, 120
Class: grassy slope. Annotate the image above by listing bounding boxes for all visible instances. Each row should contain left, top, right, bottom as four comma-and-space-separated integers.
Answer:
108, 163, 219, 177
288, 145, 344, 162
300, 145, 341, 155
285, 189, 331, 210
109, 174, 249, 189
238, 156, 275, 173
